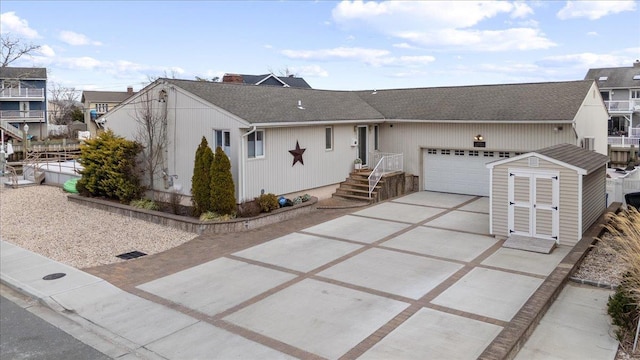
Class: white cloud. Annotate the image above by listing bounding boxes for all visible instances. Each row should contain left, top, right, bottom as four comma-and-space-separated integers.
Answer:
291, 65, 329, 77
537, 52, 635, 69
393, 42, 418, 49
282, 47, 390, 62
59, 30, 102, 46
587, 31, 599, 36
281, 46, 434, 67
331, 1, 551, 52
0, 12, 39, 38
398, 27, 555, 51
37, 45, 56, 57
557, 1, 636, 20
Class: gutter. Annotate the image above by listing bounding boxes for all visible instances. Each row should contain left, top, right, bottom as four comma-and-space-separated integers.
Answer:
240, 126, 257, 203
248, 119, 574, 128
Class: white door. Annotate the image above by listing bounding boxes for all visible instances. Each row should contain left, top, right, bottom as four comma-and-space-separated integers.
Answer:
423, 149, 491, 196
508, 170, 560, 242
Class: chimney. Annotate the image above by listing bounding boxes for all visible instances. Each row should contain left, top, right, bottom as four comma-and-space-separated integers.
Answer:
127, 86, 133, 94
222, 74, 243, 84
634, 60, 640, 68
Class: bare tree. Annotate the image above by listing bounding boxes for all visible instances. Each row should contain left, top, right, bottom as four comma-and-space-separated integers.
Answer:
48, 82, 80, 126
268, 66, 297, 77
1, 34, 41, 67
133, 90, 168, 193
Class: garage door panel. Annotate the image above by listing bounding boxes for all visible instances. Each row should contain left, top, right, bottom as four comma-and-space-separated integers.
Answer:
423, 151, 491, 196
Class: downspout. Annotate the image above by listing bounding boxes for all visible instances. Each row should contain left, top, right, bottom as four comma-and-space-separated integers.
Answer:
240, 126, 257, 202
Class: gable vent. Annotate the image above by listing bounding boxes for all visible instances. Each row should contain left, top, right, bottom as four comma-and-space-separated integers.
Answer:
583, 136, 595, 151
529, 157, 539, 167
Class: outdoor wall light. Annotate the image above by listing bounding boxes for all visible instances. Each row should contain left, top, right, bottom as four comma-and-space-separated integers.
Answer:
474, 134, 484, 141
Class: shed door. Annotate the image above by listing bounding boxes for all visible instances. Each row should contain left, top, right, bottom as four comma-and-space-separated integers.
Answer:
508, 171, 559, 242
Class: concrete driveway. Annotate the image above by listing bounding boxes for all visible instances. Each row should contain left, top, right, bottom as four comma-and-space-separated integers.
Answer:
134, 191, 595, 359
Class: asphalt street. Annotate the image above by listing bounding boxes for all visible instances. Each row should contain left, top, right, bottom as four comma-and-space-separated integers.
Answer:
1, 287, 111, 360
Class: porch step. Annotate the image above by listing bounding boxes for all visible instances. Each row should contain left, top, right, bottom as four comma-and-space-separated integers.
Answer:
336, 187, 374, 196
3, 179, 36, 188
332, 193, 374, 203
502, 235, 557, 254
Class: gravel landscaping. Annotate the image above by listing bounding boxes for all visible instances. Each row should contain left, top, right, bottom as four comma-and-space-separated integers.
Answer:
0, 184, 197, 269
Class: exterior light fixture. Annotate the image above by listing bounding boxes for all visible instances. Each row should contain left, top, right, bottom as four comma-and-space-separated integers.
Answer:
474, 134, 483, 141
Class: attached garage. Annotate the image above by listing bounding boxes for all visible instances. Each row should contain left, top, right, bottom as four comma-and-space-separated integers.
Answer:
423, 149, 505, 196
487, 144, 609, 247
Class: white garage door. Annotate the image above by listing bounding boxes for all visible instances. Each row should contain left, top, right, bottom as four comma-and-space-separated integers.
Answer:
423, 149, 495, 196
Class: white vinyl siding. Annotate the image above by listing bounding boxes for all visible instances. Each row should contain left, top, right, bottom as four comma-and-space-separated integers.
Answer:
582, 166, 607, 233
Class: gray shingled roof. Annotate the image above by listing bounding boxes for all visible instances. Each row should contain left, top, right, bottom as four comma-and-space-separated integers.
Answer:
585, 63, 640, 89
355, 80, 595, 121
163, 78, 595, 124
81, 90, 135, 103
240, 74, 312, 88
0, 67, 47, 79
165, 79, 384, 123
536, 143, 609, 174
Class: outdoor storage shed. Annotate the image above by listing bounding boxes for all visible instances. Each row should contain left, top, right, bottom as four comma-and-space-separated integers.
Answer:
487, 143, 609, 247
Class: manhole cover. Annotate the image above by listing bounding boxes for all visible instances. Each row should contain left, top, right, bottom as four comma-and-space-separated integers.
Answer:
116, 250, 147, 260
43, 273, 66, 280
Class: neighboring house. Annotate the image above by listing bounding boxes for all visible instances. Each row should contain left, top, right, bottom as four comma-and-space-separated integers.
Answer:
222, 73, 311, 88
81, 87, 135, 137
104, 78, 607, 203
584, 60, 640, 146
0, 67, 48, 141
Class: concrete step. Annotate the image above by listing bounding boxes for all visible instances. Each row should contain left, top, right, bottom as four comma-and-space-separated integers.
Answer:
332, 193, 374, 202
336, 187, 375, 196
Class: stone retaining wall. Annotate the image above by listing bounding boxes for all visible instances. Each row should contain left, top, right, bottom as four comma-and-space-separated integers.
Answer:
67, 194, 317, 235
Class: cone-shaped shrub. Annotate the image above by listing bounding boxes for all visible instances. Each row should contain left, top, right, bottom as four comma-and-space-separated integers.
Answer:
191, 136, 214, 216
77, 129, 143, 203
210, 146, 236, 215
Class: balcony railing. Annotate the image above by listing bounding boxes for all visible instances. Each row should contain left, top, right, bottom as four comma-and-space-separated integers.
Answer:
0, 88, 45, 99
608, 136, 640, 147
0, 110, 45, 120
604, 100, 640, 113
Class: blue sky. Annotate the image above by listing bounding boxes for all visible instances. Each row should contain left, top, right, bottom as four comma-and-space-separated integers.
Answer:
1, 1, 639, 92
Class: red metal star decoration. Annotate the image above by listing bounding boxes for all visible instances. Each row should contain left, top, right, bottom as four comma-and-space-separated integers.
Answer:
289, 141, 306, 166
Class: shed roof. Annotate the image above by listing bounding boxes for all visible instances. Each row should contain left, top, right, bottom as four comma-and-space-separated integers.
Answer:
487, 143, 609, 174
81, 90, 135, 103
162, 78, 595, 125
584, 63, 640, 89
0, 67, 47, 79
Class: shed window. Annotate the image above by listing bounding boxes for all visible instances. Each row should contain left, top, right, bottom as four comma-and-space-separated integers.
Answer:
325, 126, 333, 150
247, 130, 264, 158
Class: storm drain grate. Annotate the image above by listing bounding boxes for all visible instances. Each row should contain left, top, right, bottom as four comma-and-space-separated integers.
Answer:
116, 250, 147, 260
43, 273, 66, 280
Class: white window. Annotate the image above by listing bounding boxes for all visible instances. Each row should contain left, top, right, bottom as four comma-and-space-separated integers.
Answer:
247, 130, 264, 158
214, 130, 231, 156
325, 126, 333, 150
631, 90, 640, 99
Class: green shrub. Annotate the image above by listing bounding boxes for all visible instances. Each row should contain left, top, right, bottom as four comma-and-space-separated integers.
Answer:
608, 276, 638, 341
77, 130, 143, 203
256, 193, 279, 213
210, 146, 236, 215
191, 137, 214, 216
130, 198, 160, 211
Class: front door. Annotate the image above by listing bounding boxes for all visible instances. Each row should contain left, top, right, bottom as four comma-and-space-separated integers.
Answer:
357, 125, 368, 166
508, 170, 560, 242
